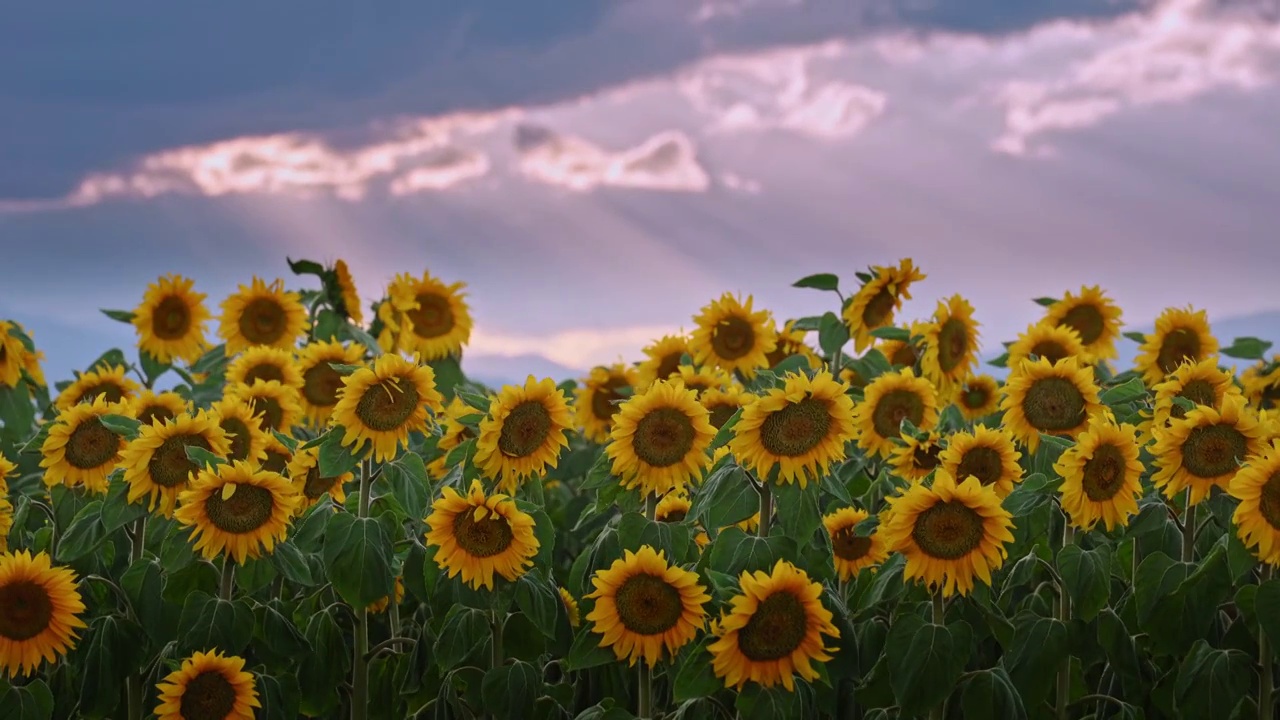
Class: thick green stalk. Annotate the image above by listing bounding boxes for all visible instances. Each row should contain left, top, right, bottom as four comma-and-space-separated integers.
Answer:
931, 593, 945, 720
1182, 489, 1196, 562
130, 517, 146, 563
638, 494, 656, 718
1263, 565, 1274, 720
1057, 523, 1076, 720
219, 554, 235, 601
126, 516, 147, 719
351, 460, 374, 720
757, 482, 772, 538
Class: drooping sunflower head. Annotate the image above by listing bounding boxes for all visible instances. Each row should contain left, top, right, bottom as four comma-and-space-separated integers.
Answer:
373, 298, 406, 354
209, 397, 269, 465
229, 379, 303, 435
1134, 306, 1219, 387
173, 460, 300, 564
843, 258, 927, 353
730, 370, 857, 487
708, 559, 840, 691
1007, 321, 1086, 370
673, 364, 733, 399
690, 293, 777, 378
921, 294, 981, 394
332, 259, 363, 326
888, 430, 944, 483
386, 271, 473, 360
938, 425, 1023, 498
0, 550, 87, 678
53, 364, 141, 411
218, 276, 308, 355
700, 385, 755, 431
225, 346, 302, 391
1148, 358, 1242, 441
130, 390, 192, 427
585, 545, 710, 667
853, 368, 940, 459
823, 507, 889, 580
39, 395, 128, 494
294, 340, 365, 428
429, 396, 482, 479
606, 379, 716, 498
1229, 440, 1280, 566
655, 490, 693, 523
952, 375, 1001, 422
330, 353, 444, 463
0, 321, 26, 388
1055, 415, 1144, 532
286, 446, 352, 512
120, 410, 233, 518
636, 334, 692, 390
879, 470, 1015, 598
132, 274, 212, 365
424, 480, 540, 590
153, 649, 260, 720
1152, 393, 1264, 507
475, 376, 574, 493
1242, 358, 1280, 411
765, 320, 821, 370
574, 364, 637, 444
0, 452, 15, 496
1042, 285, 1124, 363
560, 587, 581, 628
999, 356, 1103, 453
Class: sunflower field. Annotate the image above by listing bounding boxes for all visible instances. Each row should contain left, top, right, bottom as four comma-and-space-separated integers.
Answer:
2, 258, 1280, 720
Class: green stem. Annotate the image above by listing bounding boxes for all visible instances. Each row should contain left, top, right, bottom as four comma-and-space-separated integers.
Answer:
757, 482, 772, 538
351, 460, 374, 720
1057, 522, 1075, 720
1263, 565, 1274, 720
638, 661, 653, 719
930, 592, 945, 720
126, 516, 147, 720
645, 493, 657, 523
1182, 488, 1196, 563
125, 677, 141, 720
130, 517, 146, 563
219, 554, 235, 601
490, 609, 504, 669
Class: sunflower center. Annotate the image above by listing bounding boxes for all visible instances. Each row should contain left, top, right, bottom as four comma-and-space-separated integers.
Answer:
1020, 377, 1086, 432
738, 591, 808, 661
659, 509, 687, 523
303, 466, 339, 500
1156, 328, 1202, 375
239, 297, 288, 345
243, 362, 285, 385
78, 381, 125, 405
962, 388, 991, 411
912, 501, 984, 560
178, 670, 238, 720
889, 344, 918, 368
655, 352, 684, 382
1172, 379, 1217, 421
149, 434, 211, 488
1262, 385, 1280, 411
220, 418, 253, 462
1060, 304, 1104, 345
0, 580, 53, 641
1181, 424, 1248, 478
956, 446, 1003, 487
936, 318, 969, 373
354, 378, 420, 432
913, 444, 942, 471
497, 401, 552, 458
137, 403, 176, 426
633, 407, 697, 467
452, 507, 515, 558
759, 397, 833, 457
590, 378, 628, 422
862, 287, 896, 328
152, 295, 192, 341
263, 449, 290, 474
65, 417, 120, 469
204, 484, 275, 534
302, 361, 344, 408
613, 573, 684, 635
1082, 443, 1127, 501
711, 316, 756, 361
832, 528, 873, 561
407, 292, 455, 339
685, 380, 711, 396
707, 402, 739, 430
1258, 471, 1280, 531
1030, 340, 1070, 364
249, 395, 285, 432
871, 389, 925, 439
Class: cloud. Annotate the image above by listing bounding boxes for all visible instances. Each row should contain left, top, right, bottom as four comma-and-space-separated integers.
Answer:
467, 324, 683, 369
513, 124, 710, 192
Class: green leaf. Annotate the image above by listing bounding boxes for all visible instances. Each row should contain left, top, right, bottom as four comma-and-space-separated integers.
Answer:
1032, 297, 1059, 307
100, 309, 136, 323
427, 355, 467, 400
298, 611, 348, 716
1003, 611, 1069, 710
0, 679, 54, 720
184, 445, 227, 470
1100, 377, 1149, 407
120, 559, 177, 646
1221, 336, 1274, 360
886, 614, 969, 717
516, 571, 561, 639
318, 431, 361, 477
99, 413, 141, 439
672, 636, 720, 702
481, 661, 541, 719
707, 528, 796, 577
1096, 609, 1143, 683
270, 541, 314, 585
987, 352, 1009, 369
322, 513, 394, 606
384, 451, 430, 521
691, 464, 758, 532
139, 350, 170, 384
959, 666, 1026, 720
327, 362, 362, 375
1254, 579, 1280, 656
565, 625, 617, 671
710, 409, 743, 450
339, 322, 383, 357
870, 326, 910, 342
790, 316, 823, 332
176, 592, 254, 656
54, 500, 107, 563
287, 257, 326, 277
435, 607, 490, 671
1123, 331, 1147, 344
818, 312, 850, 357
1174, 640, 1252, 718
774, 481, 822, 543
99, 476, 148, 533
792, 273, 840, 291
77, 615, 144, 718
737, 684, 809, 719
1057, 544, 1111, 622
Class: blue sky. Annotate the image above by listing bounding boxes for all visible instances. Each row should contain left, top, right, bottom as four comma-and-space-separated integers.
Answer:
3, 0, 1279, 384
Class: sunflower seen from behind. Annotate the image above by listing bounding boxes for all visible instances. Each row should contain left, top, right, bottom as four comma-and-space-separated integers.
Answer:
174, 460, 300, 564
999, 356, 1102, 453
218, 276, 308, 355
690, 293, 777, 379
332, 259, 363, 326
121, 410, 232, 518
889, 430, 944, 483
131, 274, 211, 365
1042, 285, 1124, 363
938, 425, 1023, 498
424, 480, 539, 590
474, 377, 573, 494
225, 345, 302, 390
842, 258, 926, 353
54, 363, 140, 411
636, 333, 691, 390
853, 368, 939, 460
953, 375, 1001, 422
823, 507, 888, 580
1006, 322, 1085, 369
1152, 394, 1263, 507
730, 370, 856, 487
295, 340, 365, 428
154, 649, 259, 720
1054, 416, 1144, 532
130, 390, 191, 427
331, 353, 444, 463
607, 379, 716, 498
921, 294, 981, 395
574, 364, 635, 444
1229, 440, 1280, 565
286, 446, 352, 512
1133, 306, 1219, 387
428, 396, 481, 479
387, 270, 473, 360
560, 587, 581, 628
0, 550, 87, 677
209, 397, 268, 465
1146, 358, 1240, 442
40, 396, 128, 494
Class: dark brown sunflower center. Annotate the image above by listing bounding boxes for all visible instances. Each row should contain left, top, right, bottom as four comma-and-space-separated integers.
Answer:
912, 500, 984, 560
707, 402, 739, 430
1261, 384, 1280, 411
659, 508, 687, 523
1258, 471, 1280, 531
913, 443, 942, 471
1082, 443, 1127, 501
302, 361, 344, 408
303, 466, 340, 500
871, 389, 925, 439
962, 387, 992, 411
956, 446, 1003, 487
239, 297, 288, 345
243, 362, 285, 385
1021, 377, 1087, 433
862, 286, 896, 328
152, 295, 192, 341
1172, 379, 1217, 421
889, 344, 918, 368
936, 318, 970, 373
0, 580, 53, 641
407, 292, 455, 339
77, 381, 125, 405
220, 418, 253, 462
149, 434, 211, 488
1156, 328, 1202, 375
354, 378, 420, 432
263, 449, 290, 474
633, 407, 696, 467
711, 316, 755, 361
655, 352, 684, 382
832, 528, 873, 561
249, 395, 285, 432
1181, 424, 1248, 478
685, 380, 711, 396
498, 401, 552, 458
1060, 304, 1104, 345
590, 378, 628, 422
738, 590, 808, 661
452, 507, 515, 558
137, 404, 176, 426
614, 573, 684, 635
178, 670, 238, 720
65, 417, 120, 469
760, 397, 833, 457
1030, 340, 1070, 364
204, 483, 275, 534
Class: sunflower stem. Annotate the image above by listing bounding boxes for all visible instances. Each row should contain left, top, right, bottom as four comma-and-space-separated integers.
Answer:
645, 493, 657, 522
129, 517, 146, 563
757, 482, 773, 537
638, 661, 654, 719
1056, 522, 1075, 720
219, 554, 236, 601
490, 608, 504, 669
351, 459, 374, 720
1262, 565, 1274, 720
1181, 488, 1196, 562
125, 676, 142, 720
930, 592, 945, 720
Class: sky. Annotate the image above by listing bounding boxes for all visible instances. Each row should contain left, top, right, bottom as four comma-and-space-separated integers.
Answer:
2, 0, 1279, 385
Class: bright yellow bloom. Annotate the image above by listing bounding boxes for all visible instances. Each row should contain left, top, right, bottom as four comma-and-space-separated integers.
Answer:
424, 480, 539, 590
1133, 306, 1219, 387
730, 370, 856, 486
585, 546, 709, 667
0, 550, 87, 677
132, 274, 211, 365
690, 293, 777, 379
218, 276, 308, 355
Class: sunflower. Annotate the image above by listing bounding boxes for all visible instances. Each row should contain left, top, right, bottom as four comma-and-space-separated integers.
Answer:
879, 332, 923, 370
0, 550, 87, 677
673, 364, 733, 398
1006, 322, 1085, 369
229, 380, 302, 434
1152, 394, 1264, 507
938, 425, 1023, 498
843, 258, 927, 353
260, 434, 293, 475
953, 375, 1001, 422
655, 491, 693, 523
174, 460, 299, 564
700, 385, 755, 431
1229, 440, 1280, 565
53, 364, 140, 411
0, 322, 27, 388
999, 357, 1103, 453
839, 366, 867, 391
690, 293, 777, 378
585, 545, 709, 667
374, 299, 406, 354
386, 271, 473, 360
636, 334, 691, 390
120, 411, 233, 518
225, 346, 302, 390
475, 377, 574, 494
821, 510, 885, 580
132, 274, 211, 365
730, 370, 856, 486
708, 559, 839, 691
40, 396, 128, 494
920, 295, 981, 394
294, 340, 365, 427
209, 397, 268, 465
1146, 359, 1241, 441
574, 364, 636, 444
286, 446, 352, 512
0, 452, 14, 495
607, 379, 716, 498
367, 577, 405, 614
1242, 358, 1280, 411
130, 390, 191, 427
853, 368, 939, 460
333, 259, 363, 326
154, 649, 259, 720
218, 276, 308, 355
428, 396, 480, 479
0, 497, 11, 553
1042, 285, 1124, 363
889, 431, 944, 483
765, 320, 821, 370
1133, 306, 1219, 387
560, 587, 581, 628
424, 480, 540, 590
1054, 416, 1144, 532
879, 470, 1015, 598
329, 353, 443, 463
